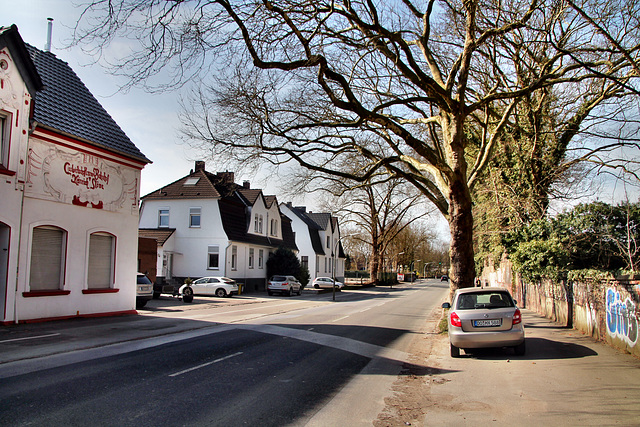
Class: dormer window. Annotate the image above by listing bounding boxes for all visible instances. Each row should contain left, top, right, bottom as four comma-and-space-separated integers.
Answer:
258, 215, 263, 234
270, 218, 278, 236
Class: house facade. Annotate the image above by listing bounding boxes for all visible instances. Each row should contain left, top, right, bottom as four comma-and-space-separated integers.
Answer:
280, 203, 346, 282
138, 161, 297, 292
0, 26, 150, 323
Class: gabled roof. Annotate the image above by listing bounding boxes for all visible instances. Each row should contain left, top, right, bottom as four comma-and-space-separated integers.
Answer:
0, 25, 43, 97
219, 192, 297, 251
142, 169, 222, 200
307, 212, 333, 231
281, 204, 325, 255
138, 228, 176, 245
237, 188, 262, 205
23, 42, 149, 163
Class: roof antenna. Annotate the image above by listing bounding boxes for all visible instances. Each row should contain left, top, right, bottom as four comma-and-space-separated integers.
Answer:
44, 18, 53, 52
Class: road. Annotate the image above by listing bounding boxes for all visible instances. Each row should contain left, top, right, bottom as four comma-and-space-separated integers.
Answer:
1, 279, 639, 426
0, 280, 450, 426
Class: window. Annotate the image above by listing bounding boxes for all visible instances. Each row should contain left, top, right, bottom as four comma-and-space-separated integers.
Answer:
208, 245, 219, 269
29, 226, 66, 291
189, 207, 201, 228
159, 209, 169, 227
316, 255, 320, 273
254, 214, 259, 232
270, 219, 278, 236
301, 256, 308, 271
88, 233, 114, 288
258, 249, 264, 269
231, 245, 238, 270
249, 248, 254, 269
324, 257, 327, 273
327, 236, 331, 249
0, 113, 9, 169
258, 215, 263, 234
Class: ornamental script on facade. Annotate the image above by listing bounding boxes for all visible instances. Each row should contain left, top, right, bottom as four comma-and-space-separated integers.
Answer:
64, 162, 110, 190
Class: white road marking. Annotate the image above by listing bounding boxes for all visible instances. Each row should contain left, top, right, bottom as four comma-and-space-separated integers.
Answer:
169, 351, 243, 377
0, 333, 60, 344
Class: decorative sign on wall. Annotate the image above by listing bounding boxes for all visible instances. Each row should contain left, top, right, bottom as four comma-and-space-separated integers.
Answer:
25, 139, 139, 213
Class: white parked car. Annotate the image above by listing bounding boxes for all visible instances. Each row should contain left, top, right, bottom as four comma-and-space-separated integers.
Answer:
180, 276, 238, 298
312, 276, 344, 289
136, 273, 153, 309
267, 275, 302, 296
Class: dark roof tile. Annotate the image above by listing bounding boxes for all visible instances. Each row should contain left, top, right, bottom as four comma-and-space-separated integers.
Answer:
25, 44, 149, 163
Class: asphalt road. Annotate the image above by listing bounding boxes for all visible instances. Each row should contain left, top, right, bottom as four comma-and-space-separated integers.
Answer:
0, 280, 450, 426
2, 279, 639, 426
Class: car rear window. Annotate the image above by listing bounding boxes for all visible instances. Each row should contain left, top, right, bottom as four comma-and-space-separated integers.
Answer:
455, 291, 514, 310
137, 275, 152, 285
271, 276, 287, 281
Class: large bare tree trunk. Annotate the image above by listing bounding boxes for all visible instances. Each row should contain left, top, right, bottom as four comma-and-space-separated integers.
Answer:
449, 179, 476, 295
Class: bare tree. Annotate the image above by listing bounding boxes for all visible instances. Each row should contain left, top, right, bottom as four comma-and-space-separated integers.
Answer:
74, 0, 640, 293
327, 177, 431, 284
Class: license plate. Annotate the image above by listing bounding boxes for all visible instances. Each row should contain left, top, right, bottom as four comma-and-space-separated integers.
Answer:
474, 319, 501, 327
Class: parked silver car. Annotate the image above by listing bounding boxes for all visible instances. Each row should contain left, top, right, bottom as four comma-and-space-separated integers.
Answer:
267, 275, 302, 296
442, 287, 525, 357
136, 273, 153, 309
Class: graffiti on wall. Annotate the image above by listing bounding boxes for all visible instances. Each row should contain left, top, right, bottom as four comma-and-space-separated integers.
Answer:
606, 288, 638, 347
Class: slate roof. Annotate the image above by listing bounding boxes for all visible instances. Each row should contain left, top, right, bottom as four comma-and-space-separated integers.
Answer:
0, 25, 43, 96
22, 42, 149, 163
138, 228, 176, 245
218, 193, 297, 251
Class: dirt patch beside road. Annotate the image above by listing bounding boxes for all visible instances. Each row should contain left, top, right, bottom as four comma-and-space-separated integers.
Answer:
374, 307, 448, 427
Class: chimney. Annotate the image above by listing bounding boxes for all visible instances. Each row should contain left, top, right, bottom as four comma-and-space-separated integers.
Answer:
44, 18, 54, 52
295, 206, 306, 213
216, 171, 235, 183
243, 181, 250, 189
194, 160, 205, 172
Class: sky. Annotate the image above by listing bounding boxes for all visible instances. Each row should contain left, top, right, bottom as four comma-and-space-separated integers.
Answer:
1, 0, 286, 200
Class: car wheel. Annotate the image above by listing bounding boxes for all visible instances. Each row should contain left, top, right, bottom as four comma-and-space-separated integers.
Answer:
215, 288, 227, 298
182, 286, 194, 303
152, 291, 161, 299
314, 284, 319, 289
286, 288, 292, 296
450, 343, 461, 358
268, 290, 273, 296
514, 340, 526, 356
297, 287, 302, 296
136, 300, 147, 309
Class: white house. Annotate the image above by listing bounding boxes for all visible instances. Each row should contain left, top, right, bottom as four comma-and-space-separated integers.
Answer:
0, 25, 150, 323
280, 203, 346, 282
138, 162, 298, 292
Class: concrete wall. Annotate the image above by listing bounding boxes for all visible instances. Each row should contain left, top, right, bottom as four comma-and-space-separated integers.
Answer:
481, 259, 640, 358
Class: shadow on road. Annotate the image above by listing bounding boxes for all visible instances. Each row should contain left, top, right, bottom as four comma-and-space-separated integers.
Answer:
459, 337, 598, 360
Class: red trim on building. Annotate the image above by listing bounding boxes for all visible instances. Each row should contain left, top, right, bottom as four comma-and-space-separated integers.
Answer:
0, 309, 137, 325
0, 167, 15, 176
22, 290, 71, 297
82, 288, 120, 294
33, 127, 148, 169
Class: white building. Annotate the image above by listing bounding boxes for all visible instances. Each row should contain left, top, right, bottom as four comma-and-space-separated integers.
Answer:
0, 25, 150, 323
280, 203, 346, 282
139, 162, 298, 292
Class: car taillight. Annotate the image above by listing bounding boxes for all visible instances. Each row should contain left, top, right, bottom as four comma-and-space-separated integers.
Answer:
450, 311, 462, 327
513, 308, 522, 325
